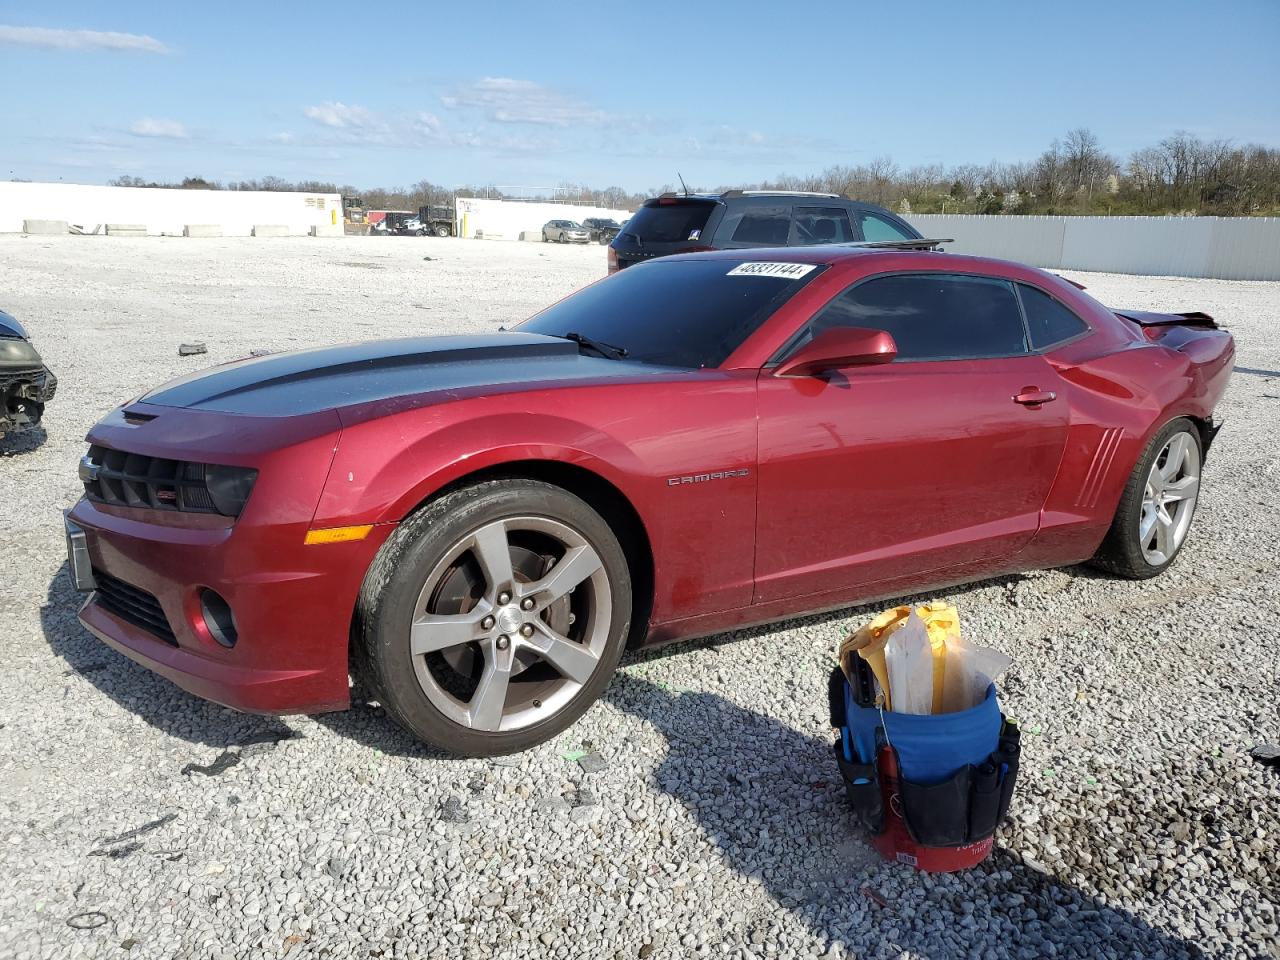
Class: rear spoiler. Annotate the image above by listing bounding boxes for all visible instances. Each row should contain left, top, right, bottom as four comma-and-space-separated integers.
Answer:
1113, 310, 1219, 329
840, 238, 952, 251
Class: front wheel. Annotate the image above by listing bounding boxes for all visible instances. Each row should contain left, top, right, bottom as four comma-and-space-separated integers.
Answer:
355, 479, 632, 755
1089, 418, 1203, 578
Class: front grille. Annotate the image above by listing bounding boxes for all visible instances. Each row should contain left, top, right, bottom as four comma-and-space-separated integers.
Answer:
93, 570, 177, 646
82, 445, 219, 513
1, 366, 55, 401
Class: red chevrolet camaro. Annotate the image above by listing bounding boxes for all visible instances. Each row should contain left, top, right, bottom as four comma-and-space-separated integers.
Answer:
66, 247, 1234, 754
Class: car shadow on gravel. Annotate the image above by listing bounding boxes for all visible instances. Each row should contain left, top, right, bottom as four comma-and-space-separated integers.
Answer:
605, 674, 1209, 960
624, 571, 1036, 667
1232, 365, 1279, 378
0, 424, 47, 455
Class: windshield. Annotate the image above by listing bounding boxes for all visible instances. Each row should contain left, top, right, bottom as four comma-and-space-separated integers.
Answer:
519, 258, 824, 368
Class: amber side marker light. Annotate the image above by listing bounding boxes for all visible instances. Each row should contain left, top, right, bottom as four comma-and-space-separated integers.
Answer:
304, 524, 373, 545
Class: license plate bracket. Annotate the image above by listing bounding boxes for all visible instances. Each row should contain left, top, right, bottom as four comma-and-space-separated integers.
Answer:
64, 515, 97, 592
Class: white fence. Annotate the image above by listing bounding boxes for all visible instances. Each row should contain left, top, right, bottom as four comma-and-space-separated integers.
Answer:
907, 214, 1280, 281
455, 197, 633, 241
0, 181, 341, 236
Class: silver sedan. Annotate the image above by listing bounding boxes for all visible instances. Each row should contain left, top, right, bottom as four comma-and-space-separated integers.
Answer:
542, 220, 591, 243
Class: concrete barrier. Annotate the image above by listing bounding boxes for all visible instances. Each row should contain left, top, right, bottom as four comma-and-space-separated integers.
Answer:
183, 224, 222, 238
309, 223, 344, 238
106, 223, 148, 237
908, 213, 1280, 281
252, 224, 289, 238
22, 219, 68, 235
518, 231, 542, 242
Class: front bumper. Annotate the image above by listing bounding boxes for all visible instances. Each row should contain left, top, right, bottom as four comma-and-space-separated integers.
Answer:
68, 496, 393, 714
1, 365, 56, 432
66, 401, 389, 715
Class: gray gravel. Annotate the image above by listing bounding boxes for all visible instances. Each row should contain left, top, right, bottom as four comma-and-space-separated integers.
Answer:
1, 236, 1277, 960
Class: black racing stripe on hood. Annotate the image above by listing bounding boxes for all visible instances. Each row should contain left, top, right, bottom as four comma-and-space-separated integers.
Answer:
137, 332, 664, 416
176, 335, 575, 407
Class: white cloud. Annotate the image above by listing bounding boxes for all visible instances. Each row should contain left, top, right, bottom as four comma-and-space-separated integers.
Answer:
303, 101, 382, 131
268, 131, 295, 144
130, 118, 188, 139
0, 25, 169, 54
299, 98, 567, 155
441, 77, 609, 127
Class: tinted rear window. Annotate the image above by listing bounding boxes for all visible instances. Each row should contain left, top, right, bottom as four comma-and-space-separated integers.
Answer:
1017, 283, 1089, 349
857, 212, 915, 242
622, 201, 715, 243
520, 259, 824, 368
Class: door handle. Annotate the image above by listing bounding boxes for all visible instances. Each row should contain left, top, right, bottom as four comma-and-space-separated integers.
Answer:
1013, 388, 1057, 406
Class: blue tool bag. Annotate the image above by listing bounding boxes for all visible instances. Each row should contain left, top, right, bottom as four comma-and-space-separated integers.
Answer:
828, 667, 1021, 847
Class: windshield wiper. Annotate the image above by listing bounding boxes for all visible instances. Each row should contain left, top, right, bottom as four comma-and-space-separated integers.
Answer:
562, 332, 630, 361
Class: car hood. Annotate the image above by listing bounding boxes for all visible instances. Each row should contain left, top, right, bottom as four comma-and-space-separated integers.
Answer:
0, 309, 30, 340
139, 332, 676, 416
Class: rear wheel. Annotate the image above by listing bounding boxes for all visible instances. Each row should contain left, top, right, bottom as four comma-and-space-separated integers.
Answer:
433, 223, 450, 238
1090, 418, 1202, 578
356, 479, 632, 755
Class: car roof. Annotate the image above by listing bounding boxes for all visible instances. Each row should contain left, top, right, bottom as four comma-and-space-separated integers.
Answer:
648, 191, 894, 207
657, 244, 1060, 281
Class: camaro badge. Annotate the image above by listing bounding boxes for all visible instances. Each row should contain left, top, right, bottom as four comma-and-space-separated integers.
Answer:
666, 468, 750, 487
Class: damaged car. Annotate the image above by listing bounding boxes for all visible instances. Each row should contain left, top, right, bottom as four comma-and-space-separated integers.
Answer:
0, 309, 56, 438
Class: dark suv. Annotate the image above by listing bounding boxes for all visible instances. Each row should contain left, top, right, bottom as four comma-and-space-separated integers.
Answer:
608, 191, 921, 273
581, 217, 623, 244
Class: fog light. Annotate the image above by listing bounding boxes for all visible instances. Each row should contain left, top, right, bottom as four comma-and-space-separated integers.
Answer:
200, 589, 238, 648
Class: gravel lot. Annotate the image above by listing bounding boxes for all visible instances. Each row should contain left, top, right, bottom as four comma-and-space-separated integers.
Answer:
1, 236, 1277, 960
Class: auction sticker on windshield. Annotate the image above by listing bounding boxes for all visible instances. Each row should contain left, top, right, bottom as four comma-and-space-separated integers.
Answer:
726, 262, 817, 279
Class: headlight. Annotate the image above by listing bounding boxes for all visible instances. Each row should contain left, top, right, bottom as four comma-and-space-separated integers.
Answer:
0, 337, 41, 367
206, 465, 259, 517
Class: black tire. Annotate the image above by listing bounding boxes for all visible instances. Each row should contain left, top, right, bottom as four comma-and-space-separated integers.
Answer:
355, 479, 632, 756
433, 224, 450, 238
1089, 417, 1203, 579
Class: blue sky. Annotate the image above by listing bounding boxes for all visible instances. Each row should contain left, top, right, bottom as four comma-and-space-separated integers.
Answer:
3, 0, 1277, 193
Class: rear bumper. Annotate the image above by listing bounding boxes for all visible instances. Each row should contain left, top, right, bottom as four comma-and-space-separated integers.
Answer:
68, 496, 393, 715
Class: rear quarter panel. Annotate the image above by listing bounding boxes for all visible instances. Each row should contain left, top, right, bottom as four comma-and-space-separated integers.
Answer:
1024, 308, 1234, 566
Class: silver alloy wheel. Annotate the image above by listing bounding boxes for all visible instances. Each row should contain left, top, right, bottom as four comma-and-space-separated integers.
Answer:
1139, 431, 1201, 565
409, 516, 612, 732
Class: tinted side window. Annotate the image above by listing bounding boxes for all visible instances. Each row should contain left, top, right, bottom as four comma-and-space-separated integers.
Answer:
857, 212, 913, 242
792, 206, 855, 245
810, 274, 1028, 360
1018, 284, 1089, 349
717, 206, 791, 245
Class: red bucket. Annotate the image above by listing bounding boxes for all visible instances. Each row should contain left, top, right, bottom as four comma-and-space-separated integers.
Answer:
871, 749, 993, 872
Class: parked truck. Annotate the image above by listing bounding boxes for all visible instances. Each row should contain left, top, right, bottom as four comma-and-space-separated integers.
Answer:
415, 204, 455, 237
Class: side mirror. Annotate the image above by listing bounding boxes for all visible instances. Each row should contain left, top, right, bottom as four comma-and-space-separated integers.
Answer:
774, 326, 898, 377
